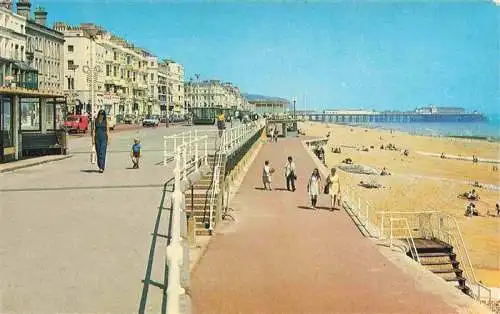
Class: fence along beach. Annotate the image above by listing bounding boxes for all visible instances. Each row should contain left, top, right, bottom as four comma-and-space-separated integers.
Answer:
301, 121, 500, 287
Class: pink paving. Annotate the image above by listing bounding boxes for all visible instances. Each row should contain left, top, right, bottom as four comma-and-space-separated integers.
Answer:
191, 138, 459, 314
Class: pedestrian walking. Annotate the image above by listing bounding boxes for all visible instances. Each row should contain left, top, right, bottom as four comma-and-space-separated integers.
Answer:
273, 127, 279, 143
325, 167, 341, 210
130, 138, 141, 169
216, 111, 225, 138
307, 168, 322, 209
284, 156, 296, 191
92, 109, 110, 173
262, 160, 274, 190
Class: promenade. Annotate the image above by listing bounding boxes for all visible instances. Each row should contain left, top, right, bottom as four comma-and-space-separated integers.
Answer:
191, 138, 467, 314
0, 125, 214, 313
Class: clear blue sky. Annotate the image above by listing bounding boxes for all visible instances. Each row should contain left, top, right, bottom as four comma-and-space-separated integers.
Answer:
39, 0, 498, 114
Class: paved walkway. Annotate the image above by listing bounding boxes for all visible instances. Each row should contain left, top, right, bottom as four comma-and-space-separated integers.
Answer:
0, 125, 218, 313
191, 138, 463, 314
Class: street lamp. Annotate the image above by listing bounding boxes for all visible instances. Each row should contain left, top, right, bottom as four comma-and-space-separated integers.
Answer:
82, 32, 102, 164
292, 97, 297, 131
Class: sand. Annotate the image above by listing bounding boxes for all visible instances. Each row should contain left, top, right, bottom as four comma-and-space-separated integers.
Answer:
300, 121, 500, 287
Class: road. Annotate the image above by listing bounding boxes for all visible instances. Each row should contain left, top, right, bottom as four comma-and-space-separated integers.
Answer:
0, 124, 218, 313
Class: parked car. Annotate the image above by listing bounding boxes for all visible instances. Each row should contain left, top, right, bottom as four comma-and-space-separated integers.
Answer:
143, 116, 159, 127
123, 114, 136, 124
63, 115, 89, 133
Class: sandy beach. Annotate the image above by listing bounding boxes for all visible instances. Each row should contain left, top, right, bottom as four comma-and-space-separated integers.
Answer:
300, 121, 500, 287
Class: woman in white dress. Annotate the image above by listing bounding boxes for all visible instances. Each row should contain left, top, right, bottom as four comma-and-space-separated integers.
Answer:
326, 167, 341, 210
307, 168, 322, 209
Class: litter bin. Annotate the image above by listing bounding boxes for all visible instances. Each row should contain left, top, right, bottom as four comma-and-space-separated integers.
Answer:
56, 129, 69, 155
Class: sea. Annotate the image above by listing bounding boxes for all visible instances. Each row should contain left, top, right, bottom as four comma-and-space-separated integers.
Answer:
344, 114, 500, 141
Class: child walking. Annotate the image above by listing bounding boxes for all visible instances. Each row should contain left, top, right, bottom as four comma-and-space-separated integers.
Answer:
131, 138, 141, 169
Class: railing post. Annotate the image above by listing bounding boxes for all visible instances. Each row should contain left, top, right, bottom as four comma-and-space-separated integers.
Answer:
173, 137, 177, 158
380, 215, 385, 239
195, 136, 199, 172
390, 218, 393, 248
204, 137, 208, 166
182, 145, 187, 181
165, 147, 185, 314
189, 130, 192, 159
163, 136, 167, 166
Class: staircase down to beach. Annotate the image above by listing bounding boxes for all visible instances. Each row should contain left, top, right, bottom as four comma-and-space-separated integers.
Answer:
184, 155, 225, 236
410, 238, 471, 295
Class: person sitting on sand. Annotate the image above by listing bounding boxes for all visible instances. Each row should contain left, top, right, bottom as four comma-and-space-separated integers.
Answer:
493, 165, 498, 172
465, 203, 479, 217
441, 152, 446, 159
472, 155, 478, 163
403, 149, 409, 157
380, 144, 385, 150
467, 189, 479, 200
342, 158, 353, 164
361, 147, 369, 152
380, 167, 391, 176
359, 181, 382, 189
497, 203, 500, 216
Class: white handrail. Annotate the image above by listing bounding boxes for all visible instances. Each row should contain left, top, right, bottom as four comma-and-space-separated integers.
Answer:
389, 217, 420, 263
376, 210, 492, 306
165, 146, 185, 313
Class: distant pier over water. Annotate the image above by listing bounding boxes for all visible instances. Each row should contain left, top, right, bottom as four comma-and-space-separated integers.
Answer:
302, 106, 487, 124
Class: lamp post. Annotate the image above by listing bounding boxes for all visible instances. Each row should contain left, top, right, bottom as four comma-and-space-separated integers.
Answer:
292, 96, 297, 131
82, 33, 102, 164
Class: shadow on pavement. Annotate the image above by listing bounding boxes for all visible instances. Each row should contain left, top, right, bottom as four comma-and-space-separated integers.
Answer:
138, 179, 173, 314
0, 183, 165, 193
80, 169, 101, 173
298, 205, 338, 211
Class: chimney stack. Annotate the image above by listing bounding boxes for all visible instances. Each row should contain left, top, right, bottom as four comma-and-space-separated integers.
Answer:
34, 6, 47, 26
16, 0, 30, 18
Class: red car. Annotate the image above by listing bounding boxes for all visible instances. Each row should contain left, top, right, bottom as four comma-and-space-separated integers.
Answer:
64, 115, 89, 133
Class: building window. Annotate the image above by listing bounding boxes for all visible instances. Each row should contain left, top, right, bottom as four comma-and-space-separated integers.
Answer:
45, 101, 55, 130
67, 60, 74, 68
113, 66, 117, 77
113, 51, 117, 60
150, 73, 154, 81
106, 64, 111, 76
68, 45, 74, 52
20, 98, 40, 131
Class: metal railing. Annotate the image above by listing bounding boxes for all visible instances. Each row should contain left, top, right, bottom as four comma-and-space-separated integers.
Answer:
389, 217, 420, 263
376, 211, 492, 306
163, 130, 207, 166
165, 133, 210, 314
163, 120, 265, 166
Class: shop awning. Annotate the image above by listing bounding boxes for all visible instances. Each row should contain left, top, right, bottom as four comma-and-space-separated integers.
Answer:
13, 61, 37, 72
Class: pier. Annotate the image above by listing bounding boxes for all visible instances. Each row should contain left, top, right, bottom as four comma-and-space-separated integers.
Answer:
304, 112, 487, 124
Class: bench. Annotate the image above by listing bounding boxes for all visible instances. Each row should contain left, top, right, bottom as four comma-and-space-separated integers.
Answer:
22, 132, 64, 157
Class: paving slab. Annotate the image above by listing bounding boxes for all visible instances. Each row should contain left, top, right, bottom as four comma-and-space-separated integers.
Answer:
191, 138, 478, 314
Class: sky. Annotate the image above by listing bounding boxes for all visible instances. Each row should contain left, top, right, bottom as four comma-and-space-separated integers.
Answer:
36, 0, 498, 114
